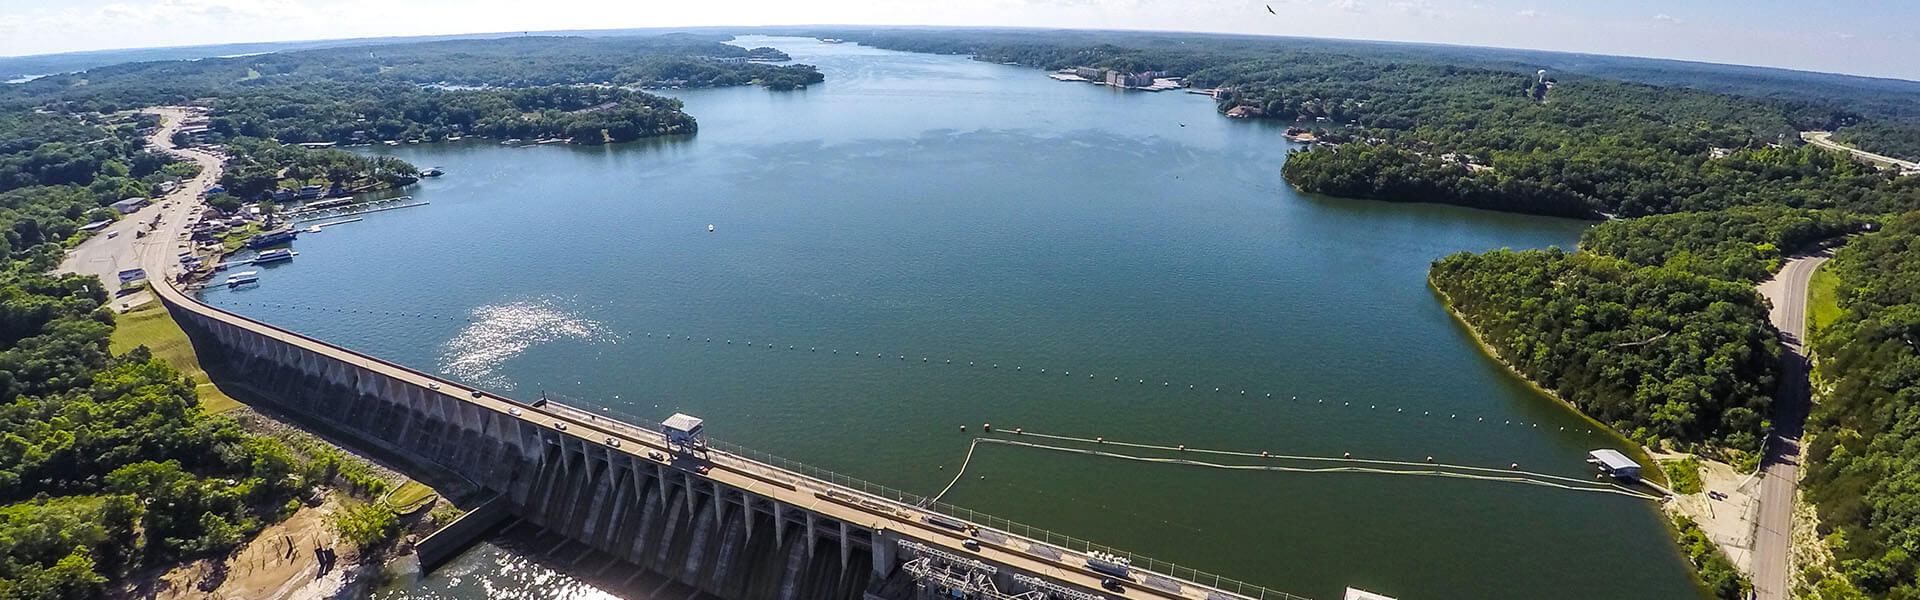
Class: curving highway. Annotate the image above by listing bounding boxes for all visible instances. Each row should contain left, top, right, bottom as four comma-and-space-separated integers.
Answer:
1751, 252, 1830, 600
1802, 131, 1920, 173
59, 107, 227, 307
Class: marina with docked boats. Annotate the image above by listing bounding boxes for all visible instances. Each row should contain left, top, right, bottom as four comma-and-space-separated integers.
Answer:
176, 175, 440, 290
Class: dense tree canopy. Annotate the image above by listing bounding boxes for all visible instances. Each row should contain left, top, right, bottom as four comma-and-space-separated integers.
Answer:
832, 29, 1919, 219
0, 111, 197, 203
830, 27, 1920, 160
1430, 249, 1778, 450
1804, 212, 1920, 598
203, 84, 697, 146
1, 34, 823, 113
0, 34, 820, 151
1283, 134, 1919, 219
215, 138, 417, 200
1581, 207, 1866, 282
1832, 122, 1920, 163
0, 264, 311, 597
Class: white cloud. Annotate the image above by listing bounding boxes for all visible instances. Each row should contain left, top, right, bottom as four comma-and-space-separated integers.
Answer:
1329, 0, 1366, 14
1837, 32, 1856, 40
1652, 13, 1682, 24
1387, 0, 1443, 18
1515, 9, 1539, 18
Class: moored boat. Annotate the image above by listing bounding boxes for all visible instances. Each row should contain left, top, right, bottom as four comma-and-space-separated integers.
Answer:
244, 228, 298, 249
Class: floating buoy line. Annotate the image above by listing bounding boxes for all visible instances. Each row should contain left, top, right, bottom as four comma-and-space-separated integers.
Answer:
213, 299, 1614, 438
930, 429, 1660, 503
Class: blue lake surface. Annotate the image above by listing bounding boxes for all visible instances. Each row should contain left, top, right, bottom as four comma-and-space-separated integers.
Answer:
214, 36, 1700, 600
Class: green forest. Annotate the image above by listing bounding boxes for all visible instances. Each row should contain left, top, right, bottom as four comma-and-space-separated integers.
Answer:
0, 76, 402, 598
1802, 212, 1920, 599
201, 85, 696, 146
0, 169, 379, 598
1580, 206, 1865, 282
829, 28, 1920, 162
2, 34, 823, 111
215, 139, 418, 201
1833, 123, 1920, 163
1429, 249, 1778, 451
1, 112, 199, 205
0, 34, 820, 149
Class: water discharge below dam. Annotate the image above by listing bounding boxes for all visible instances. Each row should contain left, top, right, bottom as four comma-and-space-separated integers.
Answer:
191, 36, 1710, 600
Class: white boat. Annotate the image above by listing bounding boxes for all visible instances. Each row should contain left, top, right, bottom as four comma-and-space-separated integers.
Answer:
226, 271, 259, 287
708, 224, 715, 232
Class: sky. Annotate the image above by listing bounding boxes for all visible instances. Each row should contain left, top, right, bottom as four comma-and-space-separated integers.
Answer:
1, 0, 1917, 81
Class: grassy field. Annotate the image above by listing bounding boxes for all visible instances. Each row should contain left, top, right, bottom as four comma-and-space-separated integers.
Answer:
1661, 457, 1705, 495
1808, 265, 1845, 332
110, 302, 243, 414
221, 223, 262, 252
384, 480, 439, 515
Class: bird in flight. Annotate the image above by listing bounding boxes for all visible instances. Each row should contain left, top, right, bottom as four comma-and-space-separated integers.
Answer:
1266, 4, 1276, 14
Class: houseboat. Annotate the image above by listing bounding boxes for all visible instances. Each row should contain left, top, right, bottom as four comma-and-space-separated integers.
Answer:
252, 249, 293, 264
243, 228, 298, 249
225, 271, 259, 287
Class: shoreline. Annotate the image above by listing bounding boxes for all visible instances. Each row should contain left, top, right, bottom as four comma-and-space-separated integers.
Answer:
1426, 281, 1668, 486
1429, 278, 1758, 599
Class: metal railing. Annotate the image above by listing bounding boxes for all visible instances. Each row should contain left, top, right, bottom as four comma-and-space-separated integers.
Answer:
539, 394, 1315, 600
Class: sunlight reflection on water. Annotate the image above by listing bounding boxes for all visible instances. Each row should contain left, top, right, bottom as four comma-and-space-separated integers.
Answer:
439, 297, 614, 390
375, 543, 624, 600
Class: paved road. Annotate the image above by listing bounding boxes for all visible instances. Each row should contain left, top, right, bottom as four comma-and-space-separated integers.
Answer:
1802, 131, 1920, 173
1751, 253, 1829, 600
59, 107, 226, 306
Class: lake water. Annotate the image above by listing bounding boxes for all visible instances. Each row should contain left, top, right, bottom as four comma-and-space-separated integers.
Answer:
207, 36, 1701, 600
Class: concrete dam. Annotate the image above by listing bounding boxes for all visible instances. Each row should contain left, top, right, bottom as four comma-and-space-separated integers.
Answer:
155, 280, 1322, 600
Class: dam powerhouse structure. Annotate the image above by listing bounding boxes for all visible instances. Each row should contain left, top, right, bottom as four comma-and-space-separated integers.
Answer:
155, 278, 1338, 600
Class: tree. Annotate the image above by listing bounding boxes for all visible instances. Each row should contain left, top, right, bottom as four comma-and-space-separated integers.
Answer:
329, 502, 399, 551
205, 192, 242, 214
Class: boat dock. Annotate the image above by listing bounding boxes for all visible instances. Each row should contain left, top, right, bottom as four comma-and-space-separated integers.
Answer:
212, 250, 301, 270
292, 199, 428, 223
303, 217, 362, 232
